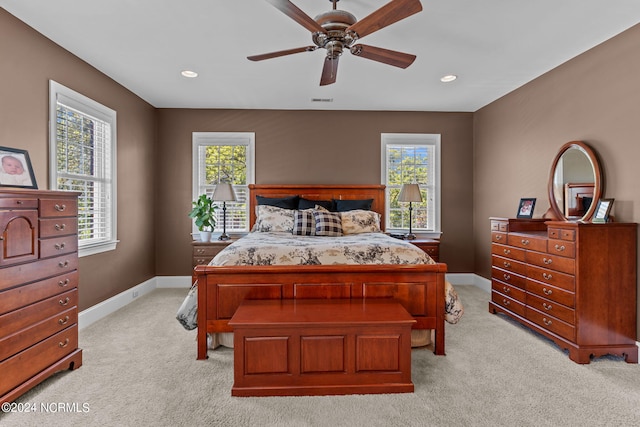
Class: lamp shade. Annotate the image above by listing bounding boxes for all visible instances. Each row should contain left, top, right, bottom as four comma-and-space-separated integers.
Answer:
397, 183, 422, 203
212, 183, 237, 202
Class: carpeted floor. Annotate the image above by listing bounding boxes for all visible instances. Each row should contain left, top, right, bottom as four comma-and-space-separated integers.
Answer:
2, 285, 639, 426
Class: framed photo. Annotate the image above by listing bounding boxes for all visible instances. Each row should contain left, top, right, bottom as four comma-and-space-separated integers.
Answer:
517, 198, 536, 219
0, 146, 37, 189
592, 198, 614, 223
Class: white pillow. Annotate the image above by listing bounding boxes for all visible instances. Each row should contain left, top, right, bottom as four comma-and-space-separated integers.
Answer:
253, 205, 295, 233
340, 210, 381, 235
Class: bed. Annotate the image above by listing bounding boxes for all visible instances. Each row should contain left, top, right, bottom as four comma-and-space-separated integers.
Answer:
193, 184, 461, 360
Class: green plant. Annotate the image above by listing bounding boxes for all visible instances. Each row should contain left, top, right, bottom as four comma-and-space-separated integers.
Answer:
188, 194, 217, 231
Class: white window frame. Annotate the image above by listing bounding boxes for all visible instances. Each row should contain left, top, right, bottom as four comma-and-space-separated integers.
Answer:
49, 80, 118, 257
381, 133, 441, 238
192, 132, 255, 235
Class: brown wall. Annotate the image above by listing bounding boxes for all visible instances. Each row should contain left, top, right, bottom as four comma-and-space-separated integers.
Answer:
156, 109, 474, 276
474, 23, 640, 337
0, 10, 158, 311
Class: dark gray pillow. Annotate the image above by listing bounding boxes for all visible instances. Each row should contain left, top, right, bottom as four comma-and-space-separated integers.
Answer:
334, 198, 373, 212
256, 195, 299, 210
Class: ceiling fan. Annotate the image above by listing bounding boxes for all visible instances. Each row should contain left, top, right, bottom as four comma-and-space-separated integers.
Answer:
248, 0, 423, 86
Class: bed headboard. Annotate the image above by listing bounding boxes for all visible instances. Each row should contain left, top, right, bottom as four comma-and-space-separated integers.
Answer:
564, 183, 595, 218
249, 184, 386, 230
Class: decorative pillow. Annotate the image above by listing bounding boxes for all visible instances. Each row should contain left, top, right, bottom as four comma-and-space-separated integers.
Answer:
341, 210, 381, 235
253, 205, 295, 232
334, 198, 374, 212
293, 209, 316, 236
298, 198, 334, 211
313, 210, 343, 237
256, 195, 299, 209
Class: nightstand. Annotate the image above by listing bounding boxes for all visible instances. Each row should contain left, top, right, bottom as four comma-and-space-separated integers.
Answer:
408, 238, 440, 262
192, 239, 235, 282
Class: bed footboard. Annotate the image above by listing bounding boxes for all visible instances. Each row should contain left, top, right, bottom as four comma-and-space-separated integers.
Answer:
195, 263, 447, 360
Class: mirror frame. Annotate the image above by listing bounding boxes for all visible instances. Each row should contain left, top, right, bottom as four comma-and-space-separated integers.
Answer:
547, 141, 603, 222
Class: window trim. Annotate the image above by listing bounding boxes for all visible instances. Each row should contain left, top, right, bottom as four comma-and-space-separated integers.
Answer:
192, 132, 255, 234
48, 80, 118, 257
381, 133, 442, 238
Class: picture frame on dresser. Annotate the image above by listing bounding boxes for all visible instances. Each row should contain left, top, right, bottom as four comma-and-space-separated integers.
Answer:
0, 146, 37, 189
516, 198, 536, 219
592, 198, 614, 223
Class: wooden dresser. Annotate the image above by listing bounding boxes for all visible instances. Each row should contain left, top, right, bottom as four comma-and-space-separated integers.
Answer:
0, 189, 82, 403
489, 217, 637, 364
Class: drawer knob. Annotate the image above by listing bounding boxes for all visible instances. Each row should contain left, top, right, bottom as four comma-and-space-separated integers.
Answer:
55, 223, 67, 231
503, 261, 511, 268
554, 244, 565, 252
542, 272, 553, 281
495, 235, 502, 241
521, 239, 529, 246
58, 279, 70, 287
54, 242, 66, 250
543, 303, 553, 311
55, 204, 67, 211
542, 318, 553, 326
59, 297, 70, 306
543, 287, 553, 296
503, 274, 511, 282
502, 299, 510, 306
543, 257, 552, 265
503, 249, 510, 255
59, 338, 70, 348
59, 316, 70, 325
502, 286, 510, 293
59, 261, 70, 268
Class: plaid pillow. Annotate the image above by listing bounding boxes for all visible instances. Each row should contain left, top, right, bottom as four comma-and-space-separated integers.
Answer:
313, 210, 343, 237
293, 209, 316, 236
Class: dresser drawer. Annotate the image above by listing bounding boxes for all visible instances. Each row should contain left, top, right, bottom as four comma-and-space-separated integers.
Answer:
526, 293, 575, 325
491, 290, 525, 317
492, 255, 526, 276
526, 307, 575, 342
492, 267, 527, 290
0, 271, 78, 315
0, 254, 79, 292
491, 243, 525, 262
548, 227, 575, 241
492, 279, 526, 303
40, 234, 78, 258
526, 280, 575, 308
0, 307, 77, 362
490, 220, 509, 232
193, 246, 222, 257
508, 233, 547, 252
491, 231, 507, 244
526, 264, 575, 291
0, 289, 77, 338
39, 198, 78, 218
0, 326, 78, 397
0, 198, 38, 209
525, 250, 575, 275
547, 239, 576, 258
39, 217, 78, 238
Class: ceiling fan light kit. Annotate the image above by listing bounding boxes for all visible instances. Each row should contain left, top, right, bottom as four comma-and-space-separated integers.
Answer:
248, 0, 423, 86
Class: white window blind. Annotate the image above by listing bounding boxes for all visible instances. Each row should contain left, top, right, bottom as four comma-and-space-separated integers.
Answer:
49, 81, 117, 256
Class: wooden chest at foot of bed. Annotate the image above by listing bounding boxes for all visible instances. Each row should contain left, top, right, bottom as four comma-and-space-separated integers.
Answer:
228, 299, 416, 397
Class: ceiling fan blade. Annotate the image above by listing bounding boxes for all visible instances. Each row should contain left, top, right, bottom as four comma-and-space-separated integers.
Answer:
247, 46, 317, 61
265, 0, 327, 34
350, 44, 416, 68
320, 56, 339, 86
347, 0, 422, 39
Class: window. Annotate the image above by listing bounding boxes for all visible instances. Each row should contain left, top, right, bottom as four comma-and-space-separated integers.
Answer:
49, 81, 117, 257
192, 132, 255, 234
381, 133, 441, 236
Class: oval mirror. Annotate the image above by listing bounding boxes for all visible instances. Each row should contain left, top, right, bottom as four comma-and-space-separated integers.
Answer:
548, 141, 603, 221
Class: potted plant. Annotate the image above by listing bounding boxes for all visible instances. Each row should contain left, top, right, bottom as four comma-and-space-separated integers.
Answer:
189, 194, 217, 242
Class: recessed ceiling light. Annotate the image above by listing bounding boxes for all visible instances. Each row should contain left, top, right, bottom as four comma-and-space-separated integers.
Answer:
181, 70, 198, 78
440, 74, 457, 83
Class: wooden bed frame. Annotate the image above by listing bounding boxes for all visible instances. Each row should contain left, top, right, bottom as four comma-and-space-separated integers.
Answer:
194, 184, 448, 360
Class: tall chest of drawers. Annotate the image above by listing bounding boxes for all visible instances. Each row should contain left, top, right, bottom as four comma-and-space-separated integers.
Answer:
0, 189, 82, 403
489, 217, 637, 364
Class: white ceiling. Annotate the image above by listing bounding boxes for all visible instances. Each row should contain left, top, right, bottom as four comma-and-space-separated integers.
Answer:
3, 0, 640, 112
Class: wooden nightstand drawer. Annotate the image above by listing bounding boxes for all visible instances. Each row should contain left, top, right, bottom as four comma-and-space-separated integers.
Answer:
408, 239, 440, 262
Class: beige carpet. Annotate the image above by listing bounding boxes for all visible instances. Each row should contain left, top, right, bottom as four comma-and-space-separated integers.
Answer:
2, 285, 639, 427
